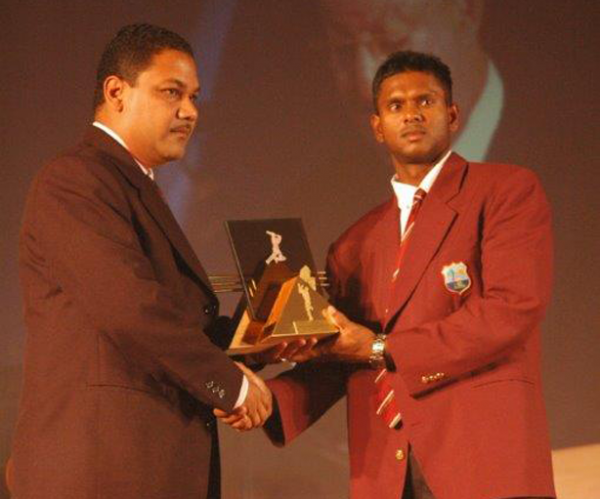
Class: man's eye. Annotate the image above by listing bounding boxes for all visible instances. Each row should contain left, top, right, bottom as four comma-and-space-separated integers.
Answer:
190, 93, 199, 103
420, 97, 433, 106
163, 88, 181, 98
389, 102, 401, 111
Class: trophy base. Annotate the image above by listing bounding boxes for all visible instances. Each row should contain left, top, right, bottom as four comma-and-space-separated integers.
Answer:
292, 319, 335, 335
226, 310, 338, 355
226, 329, 338, 355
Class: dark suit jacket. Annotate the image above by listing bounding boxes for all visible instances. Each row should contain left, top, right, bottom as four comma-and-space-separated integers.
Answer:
267, 153, 556, 499
13, 126, 243, 499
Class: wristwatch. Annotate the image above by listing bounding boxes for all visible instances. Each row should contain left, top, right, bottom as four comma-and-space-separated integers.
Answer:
369, 334, 387, 369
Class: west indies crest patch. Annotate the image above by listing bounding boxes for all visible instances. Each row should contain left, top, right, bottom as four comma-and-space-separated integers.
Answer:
441, 262, 471, 295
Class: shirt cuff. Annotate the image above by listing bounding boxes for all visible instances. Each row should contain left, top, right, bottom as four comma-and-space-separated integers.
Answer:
233, 374, 249, 409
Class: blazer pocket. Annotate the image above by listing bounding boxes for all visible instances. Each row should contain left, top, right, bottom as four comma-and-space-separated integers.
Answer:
471, 376, 534, 389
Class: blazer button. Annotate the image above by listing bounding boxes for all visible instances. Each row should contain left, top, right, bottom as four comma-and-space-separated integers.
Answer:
395, 449, 405, 461
203, 303, 216, 315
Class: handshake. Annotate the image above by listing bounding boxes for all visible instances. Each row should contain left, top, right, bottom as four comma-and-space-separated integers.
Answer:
214, 337, 318, 431
214, 362, 273, 431
214, 306, 378, 431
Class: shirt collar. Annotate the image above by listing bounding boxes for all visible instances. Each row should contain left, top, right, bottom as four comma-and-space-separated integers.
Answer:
92, 121, 154, 180
390, 149, 452, 211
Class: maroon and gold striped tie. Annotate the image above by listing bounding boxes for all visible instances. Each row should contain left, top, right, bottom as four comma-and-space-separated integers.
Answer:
375, 188, 427, 429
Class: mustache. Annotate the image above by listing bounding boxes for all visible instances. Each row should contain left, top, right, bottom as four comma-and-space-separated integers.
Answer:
170, 124, 193, 134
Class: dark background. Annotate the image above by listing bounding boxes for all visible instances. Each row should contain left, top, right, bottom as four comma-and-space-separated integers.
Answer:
1, 1, 599, 497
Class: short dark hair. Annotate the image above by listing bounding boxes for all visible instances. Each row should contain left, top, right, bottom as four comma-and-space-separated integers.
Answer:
93, 23, 194, 110
371, 51, 453, 113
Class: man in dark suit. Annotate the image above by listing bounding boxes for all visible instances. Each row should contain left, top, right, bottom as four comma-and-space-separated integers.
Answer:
12, 24, 272, 499
220, 51, 556, 498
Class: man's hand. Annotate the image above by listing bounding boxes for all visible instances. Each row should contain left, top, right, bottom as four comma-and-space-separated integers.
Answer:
251, 306, 377, 364
316, 306, 376, 363
214, 362, 272, 431
248, 338, 319, 365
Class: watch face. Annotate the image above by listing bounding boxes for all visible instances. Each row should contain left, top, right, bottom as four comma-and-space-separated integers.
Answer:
373, 340, 385, 355
370, 338, 386, 368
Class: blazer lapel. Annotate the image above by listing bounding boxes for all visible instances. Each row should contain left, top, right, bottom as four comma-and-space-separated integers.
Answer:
383, 153, 468, 332
84, 126, 215, 297
365, 198, 400, 324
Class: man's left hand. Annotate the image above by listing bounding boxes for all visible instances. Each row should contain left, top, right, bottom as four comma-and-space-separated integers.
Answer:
318, 306, 376, 363
267, 306, 377, 364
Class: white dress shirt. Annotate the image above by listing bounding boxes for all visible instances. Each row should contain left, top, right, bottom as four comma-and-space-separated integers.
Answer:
391, 149, 452, 235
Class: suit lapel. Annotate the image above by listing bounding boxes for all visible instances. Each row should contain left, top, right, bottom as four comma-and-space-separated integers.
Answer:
84, 126, 215, 297
366, 199, 400, 323
383, 153, 468, 332
138, 183, 214, 292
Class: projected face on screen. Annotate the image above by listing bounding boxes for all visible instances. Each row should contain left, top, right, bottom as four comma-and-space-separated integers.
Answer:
319, 0, 499, 160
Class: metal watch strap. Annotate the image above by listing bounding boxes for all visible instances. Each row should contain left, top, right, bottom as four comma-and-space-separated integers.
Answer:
369, 334, 387, 369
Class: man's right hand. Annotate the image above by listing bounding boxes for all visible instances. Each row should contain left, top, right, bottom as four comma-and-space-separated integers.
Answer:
214, 362, 272, 431
247, 337, 319, 365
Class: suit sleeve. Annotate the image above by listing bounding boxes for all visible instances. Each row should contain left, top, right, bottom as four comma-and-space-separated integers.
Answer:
387, 169, 553, 395
28, 157, 243, 411
265, 362, 348, 446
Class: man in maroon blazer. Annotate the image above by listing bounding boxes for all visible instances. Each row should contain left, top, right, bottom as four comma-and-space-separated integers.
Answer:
13, 24, 272, 499
220, 51, 556, 498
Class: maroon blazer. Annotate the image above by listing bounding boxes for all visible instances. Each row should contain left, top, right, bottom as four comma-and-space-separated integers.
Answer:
13, 126, 243, 499
268, 153, 556, 499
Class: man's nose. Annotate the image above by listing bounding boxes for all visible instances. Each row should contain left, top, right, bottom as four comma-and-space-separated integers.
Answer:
403, 102, 424, 123
178, 97, 198, 121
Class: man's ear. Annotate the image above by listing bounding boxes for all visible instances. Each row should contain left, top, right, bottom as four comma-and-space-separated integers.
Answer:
448, 103, 460, 133
103, 76, 128, 112
370, 113, 384, 143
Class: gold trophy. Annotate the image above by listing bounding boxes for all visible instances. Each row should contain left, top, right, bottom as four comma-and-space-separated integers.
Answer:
212, 219, 338, 354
